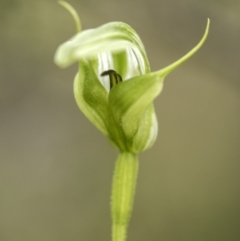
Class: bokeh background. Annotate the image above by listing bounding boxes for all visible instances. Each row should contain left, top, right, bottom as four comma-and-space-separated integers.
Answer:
1, 0, 240, 240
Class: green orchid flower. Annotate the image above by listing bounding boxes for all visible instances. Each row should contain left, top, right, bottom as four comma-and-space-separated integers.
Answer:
54, 2, 210, 241
55, 15, 209, 154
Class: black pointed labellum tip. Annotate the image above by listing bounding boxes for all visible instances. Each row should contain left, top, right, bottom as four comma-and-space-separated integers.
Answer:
101, 69, 123, 89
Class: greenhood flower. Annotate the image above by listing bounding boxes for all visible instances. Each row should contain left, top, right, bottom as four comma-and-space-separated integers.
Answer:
54, 2, 210, 154
54, 3, 210, 241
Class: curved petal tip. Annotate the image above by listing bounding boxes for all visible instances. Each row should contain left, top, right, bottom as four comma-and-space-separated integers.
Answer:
159, 18, 210, 79
58, 1, 82, 33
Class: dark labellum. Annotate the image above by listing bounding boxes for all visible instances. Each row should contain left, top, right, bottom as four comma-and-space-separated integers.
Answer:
101, 69, 122, 89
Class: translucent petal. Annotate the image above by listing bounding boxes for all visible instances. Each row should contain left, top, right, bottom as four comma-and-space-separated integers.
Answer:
54, 22, 151, 74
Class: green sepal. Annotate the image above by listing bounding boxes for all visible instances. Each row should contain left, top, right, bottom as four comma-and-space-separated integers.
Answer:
132, 104, 158, 152
158, 19, 210, 79
74, 58, 109, 135
108, 73, 163, 141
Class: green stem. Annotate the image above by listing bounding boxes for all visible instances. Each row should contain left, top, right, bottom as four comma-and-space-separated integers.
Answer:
111, 152, 139, 241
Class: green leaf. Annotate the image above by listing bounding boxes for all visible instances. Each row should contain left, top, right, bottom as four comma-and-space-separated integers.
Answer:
108, 73, 163, 140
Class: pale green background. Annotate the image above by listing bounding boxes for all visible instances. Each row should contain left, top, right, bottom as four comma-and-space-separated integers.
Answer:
0, 0, 240, 240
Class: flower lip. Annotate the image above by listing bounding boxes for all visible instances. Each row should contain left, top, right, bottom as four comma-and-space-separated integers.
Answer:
101, 69, 123, 89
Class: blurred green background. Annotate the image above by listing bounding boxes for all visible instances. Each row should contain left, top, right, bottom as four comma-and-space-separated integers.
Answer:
1, 0, 240, 240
